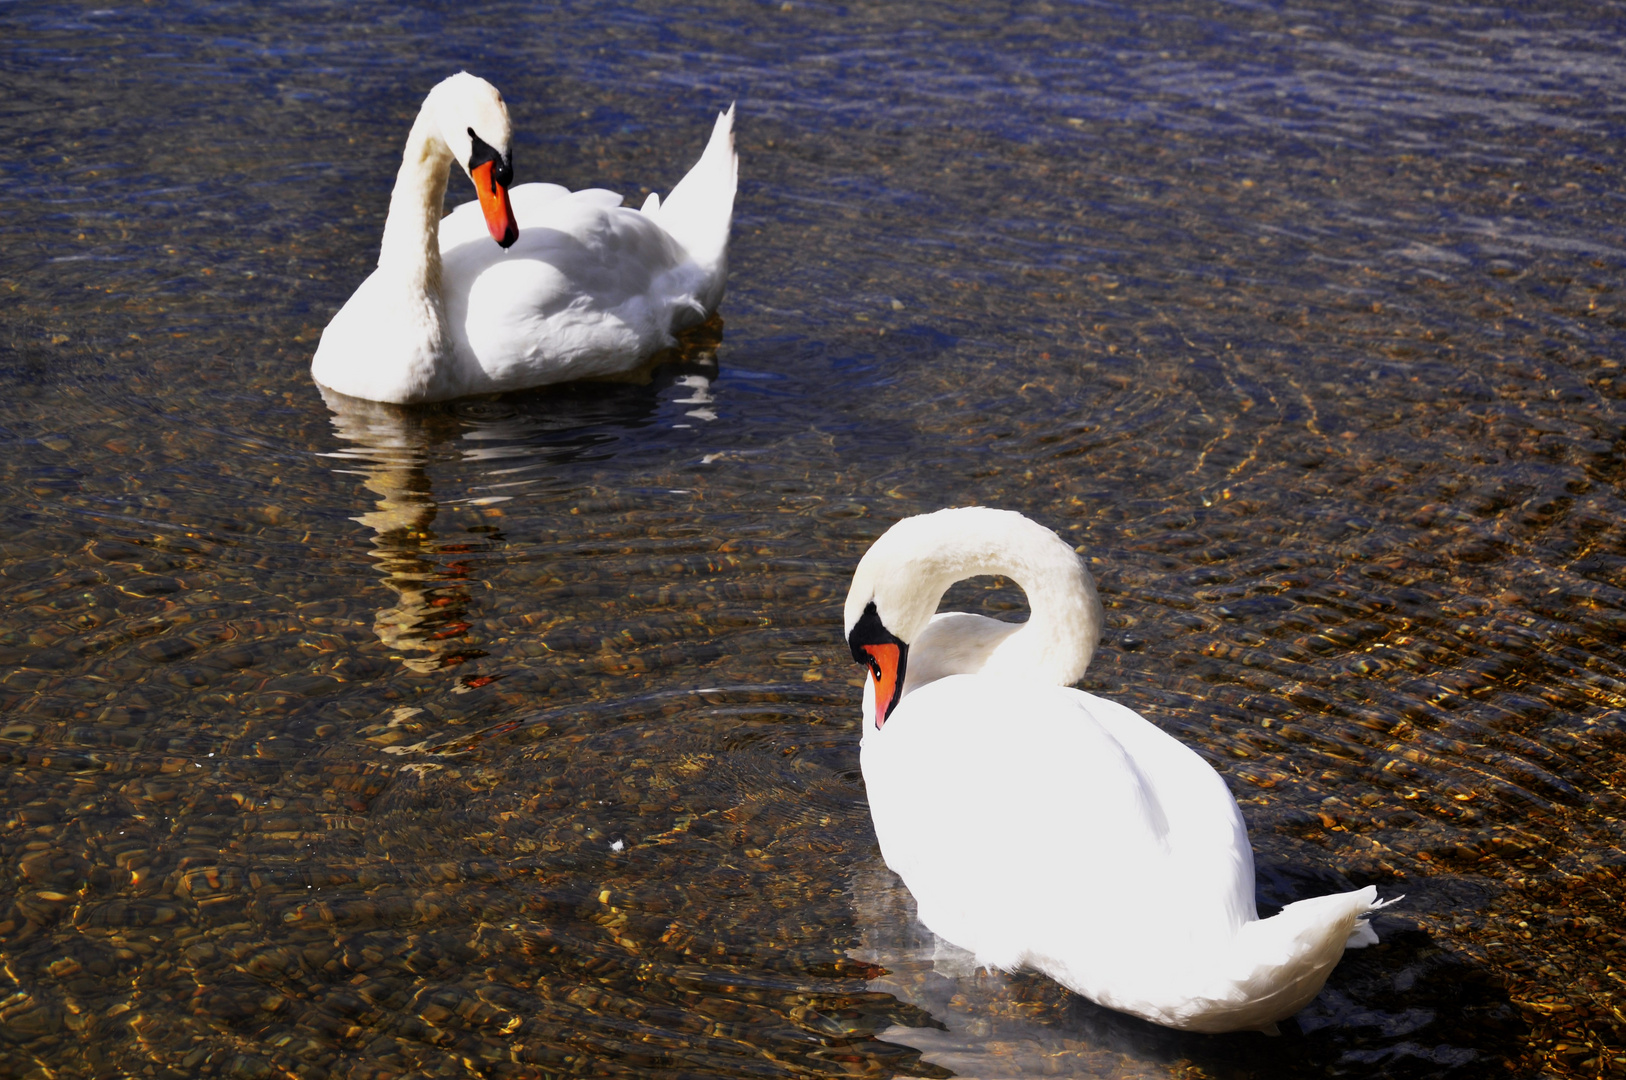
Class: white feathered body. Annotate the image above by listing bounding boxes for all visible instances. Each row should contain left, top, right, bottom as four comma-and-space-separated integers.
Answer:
314, 98, 737, 404
442, 183, 718, 387
862, 665, 1382, 1032
847, 509, 1391, 1034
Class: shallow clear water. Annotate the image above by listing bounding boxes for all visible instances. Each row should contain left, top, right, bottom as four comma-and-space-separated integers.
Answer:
4, 1, 1626, 1077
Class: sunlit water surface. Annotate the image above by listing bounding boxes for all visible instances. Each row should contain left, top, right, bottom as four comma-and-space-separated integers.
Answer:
4, 1, 1626, 1077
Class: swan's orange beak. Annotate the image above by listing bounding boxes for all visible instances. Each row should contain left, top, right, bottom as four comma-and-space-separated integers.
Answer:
860, 643, 903, 730
471, 159, 519, 248
849, 601, 908, 730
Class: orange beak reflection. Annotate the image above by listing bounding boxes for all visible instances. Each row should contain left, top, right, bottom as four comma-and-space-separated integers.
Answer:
862, 643, 903, 730
471, 159, 519, 248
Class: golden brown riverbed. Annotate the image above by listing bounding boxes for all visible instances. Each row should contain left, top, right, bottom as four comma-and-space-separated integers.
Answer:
3, 1, 1626, 1077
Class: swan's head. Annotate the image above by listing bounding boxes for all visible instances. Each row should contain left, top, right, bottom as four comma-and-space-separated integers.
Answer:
845, 510, 989, 730
845, 507, 1101, 731
843, 508, 1003, 730
426, 72, 519, 248
846, 596, 909, 732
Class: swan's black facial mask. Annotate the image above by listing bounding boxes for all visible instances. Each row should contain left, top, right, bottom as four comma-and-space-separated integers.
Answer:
467, 130, 513, 188
848, 601, 908, 730
467, 129, 518, 248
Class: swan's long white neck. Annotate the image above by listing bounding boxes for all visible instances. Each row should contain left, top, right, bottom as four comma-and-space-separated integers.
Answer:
311, 72, 514, 405
376, 107, 454, 328
847, 507, 1104, 687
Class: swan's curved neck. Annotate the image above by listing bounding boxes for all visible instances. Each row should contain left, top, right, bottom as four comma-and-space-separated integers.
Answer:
377, 108, 453, 307
999, 562, 1101, 685
858, 509, 1104, 687
915, 541, 1102, 685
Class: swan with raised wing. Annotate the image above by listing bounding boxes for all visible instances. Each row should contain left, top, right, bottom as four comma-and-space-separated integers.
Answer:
313, 72, 737, 404
844, 506, 1393, 1033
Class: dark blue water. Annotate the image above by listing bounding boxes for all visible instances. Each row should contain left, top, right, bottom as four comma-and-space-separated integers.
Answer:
4, 1, 1626, 1076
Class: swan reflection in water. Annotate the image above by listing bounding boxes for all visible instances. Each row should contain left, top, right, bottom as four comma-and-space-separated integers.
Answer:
318, 326, 724, 673
320, 389, 480, 673
849, 861, 1123, 1077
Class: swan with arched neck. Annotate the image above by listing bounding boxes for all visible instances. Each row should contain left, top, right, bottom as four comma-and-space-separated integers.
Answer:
312, 72, 737, 405
844, 506, 1395, 1034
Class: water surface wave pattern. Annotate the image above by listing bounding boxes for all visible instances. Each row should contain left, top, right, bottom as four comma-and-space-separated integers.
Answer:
2, 1, 1625, 1077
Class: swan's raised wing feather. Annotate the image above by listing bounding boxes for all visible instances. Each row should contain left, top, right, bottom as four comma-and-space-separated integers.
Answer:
483, 206, 687, 311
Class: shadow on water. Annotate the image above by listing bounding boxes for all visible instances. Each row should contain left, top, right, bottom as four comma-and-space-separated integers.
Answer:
852, 863, 1528, 1079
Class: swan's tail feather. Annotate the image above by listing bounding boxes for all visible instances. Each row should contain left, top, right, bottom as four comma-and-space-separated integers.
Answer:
1172, 886, 1398, 1032
1344, 891, 1403, 950
647, 104, 738, 285
1272, 885, 1397, 946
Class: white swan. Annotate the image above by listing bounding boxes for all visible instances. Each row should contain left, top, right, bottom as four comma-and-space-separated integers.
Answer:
844, 506, 1394, 1034
312, 72, 738, 404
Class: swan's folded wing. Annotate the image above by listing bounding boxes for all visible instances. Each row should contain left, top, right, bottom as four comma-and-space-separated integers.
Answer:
440, 183, 584, 251
440, 203, 702, 386
439, 198, 497, 252
566, 188, 627, 211
485, 207, 688, 311
862, 676, 1178, 955
1075, 690, 1257, 933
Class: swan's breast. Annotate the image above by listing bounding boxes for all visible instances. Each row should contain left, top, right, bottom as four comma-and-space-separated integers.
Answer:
312, 268, 449, 404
